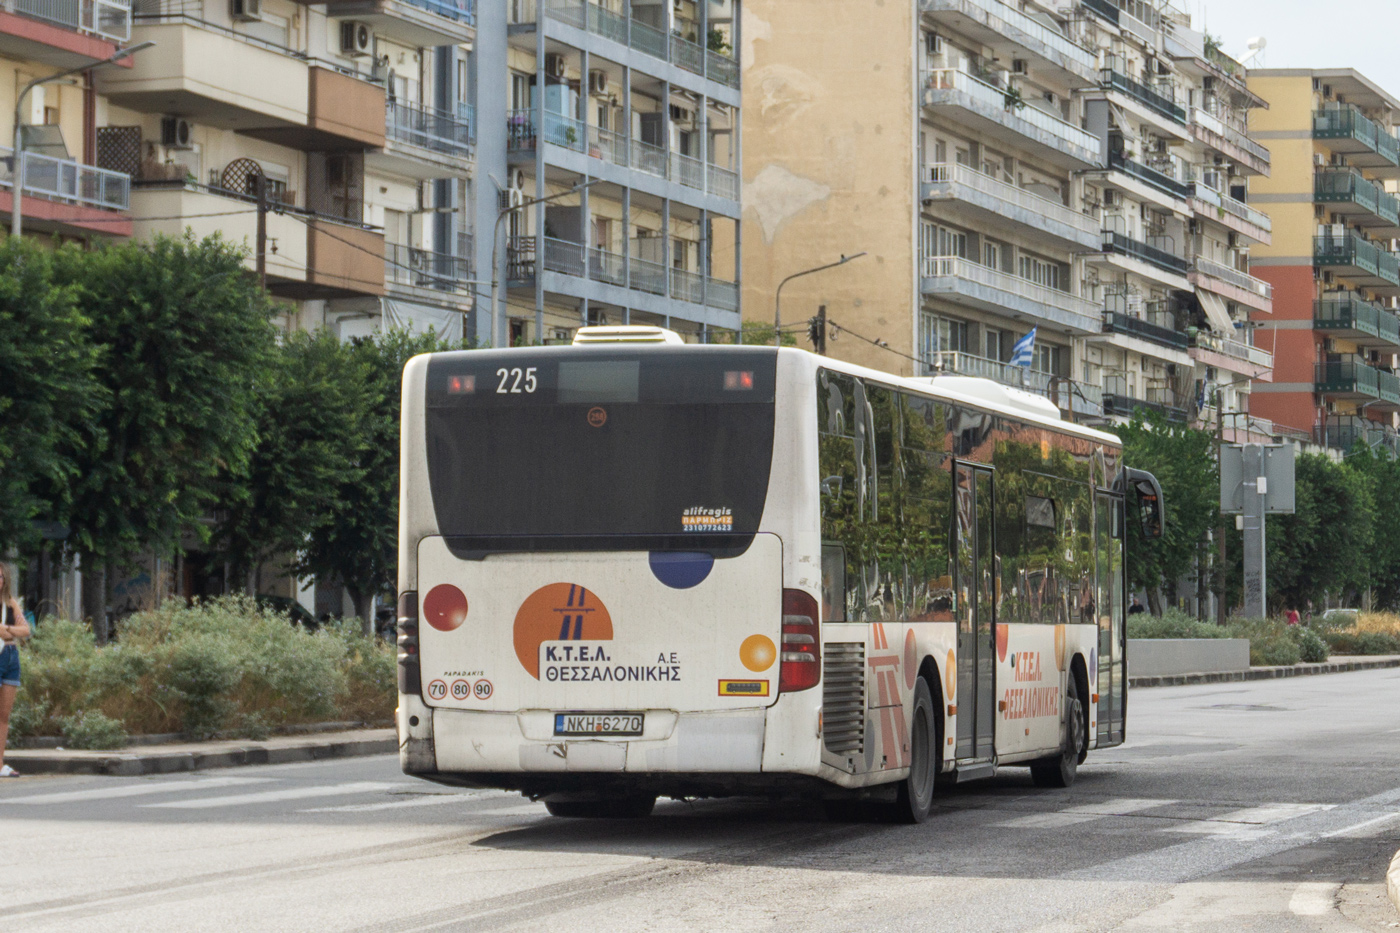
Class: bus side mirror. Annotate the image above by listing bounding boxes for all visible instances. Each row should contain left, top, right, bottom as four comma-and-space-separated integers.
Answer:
1123, 469, 1164, 540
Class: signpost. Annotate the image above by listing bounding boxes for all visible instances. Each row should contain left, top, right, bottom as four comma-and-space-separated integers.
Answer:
1220, 443, 1296, 618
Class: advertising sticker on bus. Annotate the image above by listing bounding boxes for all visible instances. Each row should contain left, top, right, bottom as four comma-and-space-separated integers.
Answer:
681, 506, 733, 532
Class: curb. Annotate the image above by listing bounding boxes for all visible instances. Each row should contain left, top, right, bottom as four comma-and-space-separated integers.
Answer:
6, 728, 397, 777
1389, 849, 1400, 918
1129, 655, 1400, 688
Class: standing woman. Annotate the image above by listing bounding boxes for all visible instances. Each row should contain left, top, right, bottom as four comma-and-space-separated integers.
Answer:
0, 562, 30, 777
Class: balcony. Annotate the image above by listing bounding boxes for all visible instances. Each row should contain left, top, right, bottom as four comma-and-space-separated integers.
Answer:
920, 255, 1101, 334
1188, 329, 1273, 379
1314, 233, 1400, 291
529, 0, 740, 91
0, 146, 130, 236
1099, 66, 1186, 126
385, 242, 472, 304
918, 0, 1097, 83
922, 69, 1101, 169
1315, 169, 1400, 236
920, 162, 1099, 251
1102, 310, 1187, 350
1313, 107, 1400, 177
1080, 0, 1160, 43
931, 350, 1103, 419
1190, 107, 1270, 176
1102, 379, 1187, 421
505, 109, 739, 205
1100, 229, 1189, 278
370, 99, 473, 180
1189, 255, 1273, 313
324, 0, 474, 46
508, 235, 739, 316
248, 66, 386, 152
1314, 296, 1400, 348
1315, 359, 1400, 410
1107, 150, 1190, 201
1188, 178, 1272, 245
0, 0, 130, 68
1317, 417, 1400, 458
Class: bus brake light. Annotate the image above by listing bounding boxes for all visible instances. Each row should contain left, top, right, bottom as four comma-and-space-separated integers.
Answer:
779, 588, 820, 692
447, 375, 475, 394
724, 370, 754, 391
397, 590, 421, 695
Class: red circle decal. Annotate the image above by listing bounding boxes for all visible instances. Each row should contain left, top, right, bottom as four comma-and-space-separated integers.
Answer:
424, 584, 468, 632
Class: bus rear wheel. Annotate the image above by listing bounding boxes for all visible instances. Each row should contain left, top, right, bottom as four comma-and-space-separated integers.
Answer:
1031, 683, 1085, 789
544, 795, 656, 818
893, 677, 938, 824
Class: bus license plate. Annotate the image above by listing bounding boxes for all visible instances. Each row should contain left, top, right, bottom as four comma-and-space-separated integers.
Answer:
554, 712, 644, 736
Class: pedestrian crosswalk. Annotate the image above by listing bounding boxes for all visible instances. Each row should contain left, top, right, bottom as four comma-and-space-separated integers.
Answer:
991, 796, 1352, 839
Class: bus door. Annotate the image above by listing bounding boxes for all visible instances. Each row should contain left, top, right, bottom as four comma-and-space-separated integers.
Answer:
1095, 491, 1126, 744
954, 462, 996, 761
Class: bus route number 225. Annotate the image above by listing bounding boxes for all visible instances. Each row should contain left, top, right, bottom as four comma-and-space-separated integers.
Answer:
496, 367, 537, 394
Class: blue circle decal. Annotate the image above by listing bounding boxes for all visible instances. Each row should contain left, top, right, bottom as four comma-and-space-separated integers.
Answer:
649, 552, 714, 589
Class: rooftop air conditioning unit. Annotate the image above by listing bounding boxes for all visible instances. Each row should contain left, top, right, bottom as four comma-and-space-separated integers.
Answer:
545, 53, 567, 79
161, 116, 194, 150
340, 21, 373, 57
588, 69, 609, 97
230, 0, 260, 21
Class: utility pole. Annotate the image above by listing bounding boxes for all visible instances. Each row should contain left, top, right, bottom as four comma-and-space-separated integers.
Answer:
808, 304, 827, 354
1241, 443, 1267, 619
255, 173, 267, 291
1216, 399, 1226, 626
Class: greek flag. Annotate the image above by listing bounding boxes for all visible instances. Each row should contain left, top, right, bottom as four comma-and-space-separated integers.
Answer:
1010, 327, 1037, 368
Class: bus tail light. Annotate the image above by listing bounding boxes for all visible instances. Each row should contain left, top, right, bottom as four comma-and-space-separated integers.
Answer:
397, 590, 421, 695
779, 588, 820, 693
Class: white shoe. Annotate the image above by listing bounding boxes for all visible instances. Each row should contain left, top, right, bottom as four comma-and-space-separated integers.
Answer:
0, 765, 19, 778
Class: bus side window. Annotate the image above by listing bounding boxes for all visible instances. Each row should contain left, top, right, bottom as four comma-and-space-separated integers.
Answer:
821, 544, 846, 622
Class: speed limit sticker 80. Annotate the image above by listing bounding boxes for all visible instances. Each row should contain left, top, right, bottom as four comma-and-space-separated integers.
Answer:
425, 678, 491, 702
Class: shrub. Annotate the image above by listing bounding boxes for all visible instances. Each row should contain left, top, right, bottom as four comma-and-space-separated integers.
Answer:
1356, 631, 1400, 655
8, 693, 48, 739
59, 711, 128, 750
166, 634, 242, 738
1127, 607, 1230, 639
1356, 612, 1400, 637
1225, 617, 1301, 666
1293, 627, 1330, 663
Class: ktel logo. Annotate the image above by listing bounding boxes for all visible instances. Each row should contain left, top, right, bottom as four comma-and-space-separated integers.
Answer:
513, 583, 614, 679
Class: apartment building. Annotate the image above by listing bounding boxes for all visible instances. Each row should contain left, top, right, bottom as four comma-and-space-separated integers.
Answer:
742, 0, 1273, 433
1247, 69, 1400, 457
473, 0, 742, 346
0, 0, 135, 241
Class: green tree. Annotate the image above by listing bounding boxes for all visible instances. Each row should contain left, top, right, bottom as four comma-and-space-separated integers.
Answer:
1348, 446, 1400, 608
52, 233, 278, 636
1268, 452, 1375, 611
1117, 410, 1218, 614
298, 329, 445, 634
0, 240, 104, 557
213, 329, 373, 589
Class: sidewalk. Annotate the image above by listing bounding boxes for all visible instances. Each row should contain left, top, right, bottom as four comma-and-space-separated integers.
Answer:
6, 728, 396, 777
1129, 655, 1400, 688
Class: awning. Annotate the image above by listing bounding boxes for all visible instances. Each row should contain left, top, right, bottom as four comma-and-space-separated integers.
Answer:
1196, 288, 1235, 335
384, 297, 464, 343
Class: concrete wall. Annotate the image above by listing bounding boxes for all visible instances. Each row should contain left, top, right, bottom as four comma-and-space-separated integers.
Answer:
1129, 638, 1251, 677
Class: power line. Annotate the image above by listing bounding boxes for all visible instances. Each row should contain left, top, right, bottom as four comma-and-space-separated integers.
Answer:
824, 318, 932, 368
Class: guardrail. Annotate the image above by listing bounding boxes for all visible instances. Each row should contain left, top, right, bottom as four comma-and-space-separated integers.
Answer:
13, 0, 130, 42
540, 0, 740, 89
512, 235, 738, 310
1192, 255, 1273, 299
385, 243, 472, 292
920, 0, 1095, 69
1192, 107, 1271, 165
0, 148, 130, 212
1102, 230, 1189, 275
387, 99, 472, 154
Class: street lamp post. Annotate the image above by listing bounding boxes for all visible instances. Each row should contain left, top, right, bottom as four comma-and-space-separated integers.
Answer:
10, 41, 154, 239
488, 178, 599, 349
773, 252, 867, 347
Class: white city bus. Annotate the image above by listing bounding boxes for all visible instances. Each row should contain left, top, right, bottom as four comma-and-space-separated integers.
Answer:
395, 327, 1163, 822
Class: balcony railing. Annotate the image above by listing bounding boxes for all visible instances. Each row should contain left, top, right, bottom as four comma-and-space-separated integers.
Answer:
13, 0, 131, 41
1318, 417, 1400, 456
1108, 151, 1190, 199
1315, 233, 1400, 286
1189, 181, 1272, 233
1316, 359, 1380, 397
1189, 330, 1273, 369
540, 0, 741, 89
1315, 297, 1400, 345
1315, 169, 1400, 227
0, 148, 130, 212
1313, 107, 1400, 167
920, 0, 1096, 70
926, 163, 1097, 237
708, 163, 739, 201
385, 243, 472, 293
1102, 380, 1186, 420
509, 235, 739, 310
1192, 255, 1273, 300
1100, 67, 1185, 124
932, 350, 1104, 416
404, 0, 474, 24
923, 68, 1100, 158
922, 255, 1100, 319
1191, 107, 1270, 166
1102, 310, 1187, 349
1101, 230, 1189, 275
387, 99, 472, 154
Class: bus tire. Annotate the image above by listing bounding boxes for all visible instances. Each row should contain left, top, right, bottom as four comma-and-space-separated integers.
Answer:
893, 677, 938, 824
544, 795, 656, 818
1030, 682, 1085, 789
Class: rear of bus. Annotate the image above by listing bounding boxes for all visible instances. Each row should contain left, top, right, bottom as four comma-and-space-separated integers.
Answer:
395, 344, 821, 803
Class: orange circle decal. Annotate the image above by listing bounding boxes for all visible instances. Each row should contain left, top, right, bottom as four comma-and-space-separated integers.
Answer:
513, 583, 613, 679
739, 634, 777, 672
1054, 624, 1067, 672
587, 407, 607, 427
903, 629, 918, 689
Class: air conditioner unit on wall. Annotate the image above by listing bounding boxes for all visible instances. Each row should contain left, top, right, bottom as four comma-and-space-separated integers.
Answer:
230, 0, 260, 21
545, 53, 567, 79
925, 32, 943, 56
340, 21, 373, 57
588, 69, 609, 96
161, 116, 193, 150
1012, 59, 1030, 77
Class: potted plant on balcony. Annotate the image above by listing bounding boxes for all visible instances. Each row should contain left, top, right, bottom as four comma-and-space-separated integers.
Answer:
1003, 84, 1026, 113
564, 125, 579, 149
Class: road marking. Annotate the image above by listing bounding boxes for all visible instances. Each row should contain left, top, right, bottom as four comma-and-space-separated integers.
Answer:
1318, 810, 1400, 838
1164, 803, 1335, 835
143, 781, 400, 809
996, 797, 1173, 829
300, 792, 499, 814
1288, 882, 1337, 916
0, 776, 272, 806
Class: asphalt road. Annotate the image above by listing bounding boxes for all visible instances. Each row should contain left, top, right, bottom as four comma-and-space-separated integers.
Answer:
4, 668, 1400, 933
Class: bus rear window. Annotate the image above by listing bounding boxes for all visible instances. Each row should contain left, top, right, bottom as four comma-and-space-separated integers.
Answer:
423, 348, 777, 547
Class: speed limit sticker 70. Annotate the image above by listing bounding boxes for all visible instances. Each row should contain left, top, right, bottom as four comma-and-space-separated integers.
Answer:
427, 680, 447, 701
